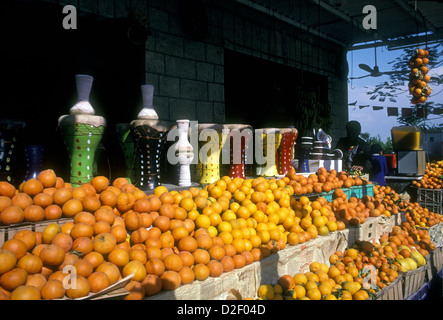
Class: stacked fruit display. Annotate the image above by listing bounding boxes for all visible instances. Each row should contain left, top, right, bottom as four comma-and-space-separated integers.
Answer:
0, 170, 350, 300
373, 185, 409, 210
250, 222, 435, 300
0, 167, 441, 300
285, 167, 368, 196
408, 48, 432, 105
404, 201, 443, 228
412, 161, 443, 190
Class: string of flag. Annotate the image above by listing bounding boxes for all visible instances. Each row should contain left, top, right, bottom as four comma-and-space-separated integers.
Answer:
348, 102, 443, 118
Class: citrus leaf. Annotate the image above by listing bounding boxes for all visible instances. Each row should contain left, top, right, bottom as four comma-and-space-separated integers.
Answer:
71, 250, 83, 257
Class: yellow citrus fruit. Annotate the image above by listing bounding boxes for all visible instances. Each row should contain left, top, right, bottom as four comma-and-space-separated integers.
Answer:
179, 197, 196, 212
293, 285, 306, 299
218, 231, 233, 245
207, 226, 218, 238
293, 273, 308, 286
318, 225, 329, 236
324, 293, 337, 300
153, 186, 168, 197
306, 288, 322, 300
222, 210, 237, 222
273, 284, 283, 295
299, 196, 310, 206
195, 215, 211, 229
218, 221, 232, 233
258, 284, 274, 300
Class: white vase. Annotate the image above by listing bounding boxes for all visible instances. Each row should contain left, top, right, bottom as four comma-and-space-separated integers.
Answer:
70, 74, 95, 115
137, 85, 159, 120
175, 120, 194, 187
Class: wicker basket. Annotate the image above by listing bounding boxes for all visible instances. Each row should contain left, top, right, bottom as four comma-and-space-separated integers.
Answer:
375, 275, 404, 300
431, 245, 443, 275
402, 264, 429, 299
417, 188, 443, 206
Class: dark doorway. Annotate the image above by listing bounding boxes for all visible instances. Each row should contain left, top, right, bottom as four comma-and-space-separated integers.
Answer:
224, 50, 329, 134
1, 0, 145, 183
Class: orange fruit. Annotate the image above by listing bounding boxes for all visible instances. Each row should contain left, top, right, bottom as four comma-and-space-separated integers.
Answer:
91, 176, 109, 193
22, 179, 44, 197
0, 181, 16, 198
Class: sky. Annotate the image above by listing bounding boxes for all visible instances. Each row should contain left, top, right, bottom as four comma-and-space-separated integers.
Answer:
346, 45, 443, 142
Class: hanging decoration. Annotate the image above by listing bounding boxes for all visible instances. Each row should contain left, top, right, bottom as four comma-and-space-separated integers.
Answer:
408, 48, 432, 105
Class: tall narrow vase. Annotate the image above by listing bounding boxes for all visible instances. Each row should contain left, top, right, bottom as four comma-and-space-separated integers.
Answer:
24, 145, 45, 180
130, 85, 171, 191
0, 119, 26, 184
59, 115, 106, 186
59, 74, 106, 186
116, 123, 140, 184
198, 124, 223, 185
227, 124, 252, 179
277, 128, 298, 176
257, 128, 281, 177
131, 120, 170, 191
175, 120, 194, 187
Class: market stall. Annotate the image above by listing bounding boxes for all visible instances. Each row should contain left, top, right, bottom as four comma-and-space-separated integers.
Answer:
1, 0, 443, 304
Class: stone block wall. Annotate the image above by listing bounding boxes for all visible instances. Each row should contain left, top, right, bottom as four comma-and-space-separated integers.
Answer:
44, 0, 349, 140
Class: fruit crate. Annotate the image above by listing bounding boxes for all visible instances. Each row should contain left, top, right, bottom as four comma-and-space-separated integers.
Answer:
425, 253, 433, 282
417, 188, 443, 206
419, 203, 442, 214
0, 218, 74, 246
347, 217, 377, 246
430, 245, 443, 275
402, 264, 429, 299
375, 274, 404, 300
349, 184, 374, 199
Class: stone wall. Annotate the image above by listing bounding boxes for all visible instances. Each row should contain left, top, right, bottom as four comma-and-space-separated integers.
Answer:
48, 0, 349, 140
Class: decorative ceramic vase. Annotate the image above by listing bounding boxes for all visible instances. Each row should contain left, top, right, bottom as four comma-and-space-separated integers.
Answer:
175, 120, 194, 187
298, 136, 313, 173
256, 128, 281, 177
130, 85, 171, 191
131, 120, 170, 191
227, 124, 253, 179
58, 74, 106, 186
58, 115, 106, 186
198, 123, 223, 185
116, 123, 140, 184
0, 119, 26, 184
24, 145, 45, 180
161, 127, 180, 185
277, 128, 298, 176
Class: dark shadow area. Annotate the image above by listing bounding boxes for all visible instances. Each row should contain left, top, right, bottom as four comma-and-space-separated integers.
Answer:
224, 49, 328, 131
1, 0, 145, 183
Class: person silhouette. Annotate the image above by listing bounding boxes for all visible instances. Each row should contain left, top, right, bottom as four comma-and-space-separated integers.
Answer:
369, 143, 389, 186
336, 121, 372, 173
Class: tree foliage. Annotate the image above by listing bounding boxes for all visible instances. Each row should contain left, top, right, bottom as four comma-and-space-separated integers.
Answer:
361, 132, 394, 154
366, 42, 443, 129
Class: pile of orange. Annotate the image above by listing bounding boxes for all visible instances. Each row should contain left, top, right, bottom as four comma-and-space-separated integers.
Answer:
404, 202, 443, 228
412, 161, 443, 189
408, 48, 431, 105
0, 173, 158, 300
1, 166, 441, 300
379, 223, 435, 257
0, 169, 117, 225
249, 220, 440, 300
285, 167, 368, 196
253, 259, 374, 300
373, 185, 408, 210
